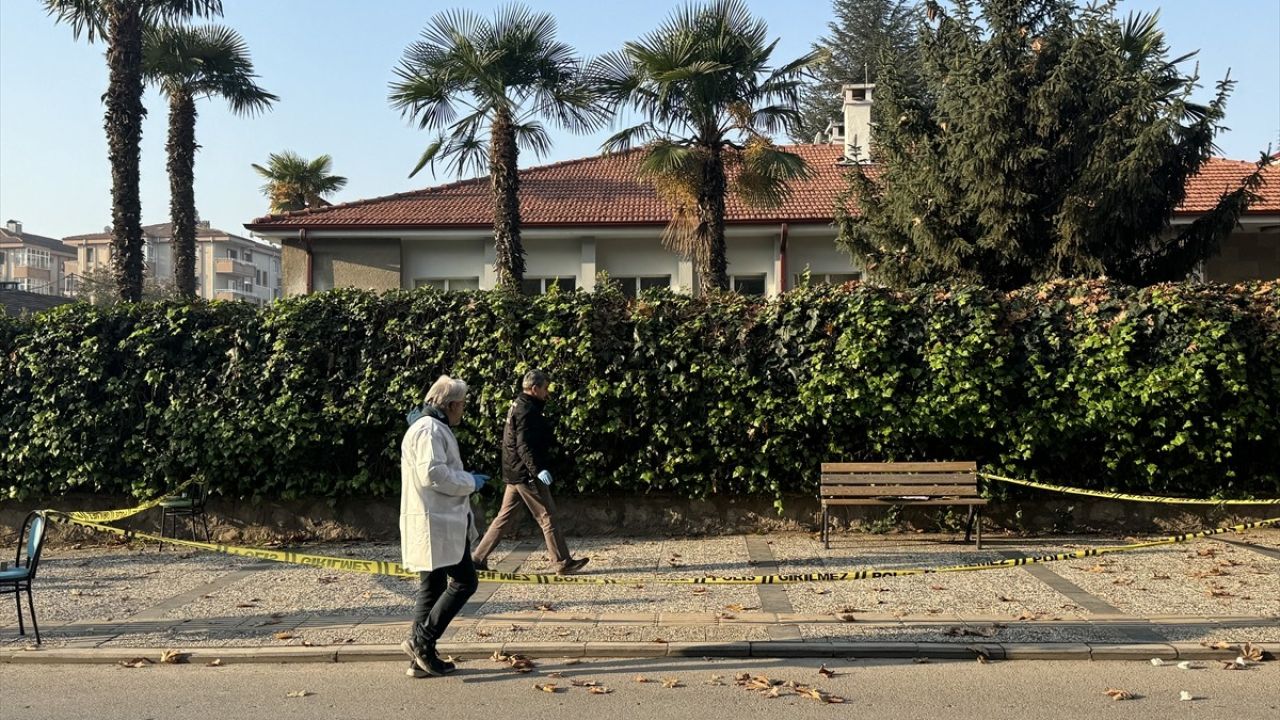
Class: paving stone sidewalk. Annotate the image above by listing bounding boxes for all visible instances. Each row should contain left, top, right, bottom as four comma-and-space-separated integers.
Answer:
3, 529, 1277, 660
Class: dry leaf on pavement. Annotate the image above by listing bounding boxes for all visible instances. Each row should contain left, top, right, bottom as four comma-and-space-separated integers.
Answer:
587, 687, 613, 695
285, 690, 312, 698
1104, 688, 1134, 701
634, 675, 652, 683
817, 664, 837, 678
206, 658, 223, 667
661, 677, 683, 688
534, 683, 560, 693
119, 657, 153, 669
160, 650, 189, 664
272, 631, 295, 641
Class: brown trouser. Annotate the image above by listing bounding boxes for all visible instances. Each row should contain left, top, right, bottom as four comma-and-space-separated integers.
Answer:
472, 480, 571, 567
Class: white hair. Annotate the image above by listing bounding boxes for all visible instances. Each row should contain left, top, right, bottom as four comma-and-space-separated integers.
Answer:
424, 374, 468, 408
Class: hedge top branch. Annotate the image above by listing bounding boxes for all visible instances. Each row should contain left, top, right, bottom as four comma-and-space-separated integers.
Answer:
42, 471, 1280, 586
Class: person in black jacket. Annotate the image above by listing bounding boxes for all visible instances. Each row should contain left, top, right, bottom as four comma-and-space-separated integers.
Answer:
471, 369, 589, 575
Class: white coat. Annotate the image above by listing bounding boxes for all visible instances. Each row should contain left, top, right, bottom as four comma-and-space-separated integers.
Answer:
400, 413, 478, 572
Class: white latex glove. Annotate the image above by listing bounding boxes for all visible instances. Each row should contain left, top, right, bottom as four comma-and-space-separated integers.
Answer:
537, 470, 553, 486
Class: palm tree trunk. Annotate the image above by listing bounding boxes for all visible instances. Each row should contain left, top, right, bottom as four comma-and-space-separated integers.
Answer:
698, 146, 729, 290
167, 91, 198, 300
105, 0, 146, 302
489, 106, 525, 290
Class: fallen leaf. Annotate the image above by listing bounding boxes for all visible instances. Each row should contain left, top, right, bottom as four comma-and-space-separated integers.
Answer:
534, 683, 560, 693
587, 686, 613, 695
1179, 691, 1194, 701
1220, 659, 1245, 670
661, 677, 683, 688
817, 664, 837, 678
810, 588, 830, 595
724, 604, 757, 612
206, 658, 223, 667
272, 632, 295, 641
1201, 641, 1233, 650
536, 604, 555, 612
569, 679, 600, 687
285, 691, 312, 698
1176, 661, 1200, 670
1240, 643, 1265, 662
975, 650, 991, 664
929, 585, 945, 591
705, 674, 726, 686
160, 650, 189, 664
691, 587, 708, 595
1104, 688, 1134, 701
475, 630, 492, 638
1150, 658, 1165, 666
634, 675, 652, 683
119, 657, 153, 669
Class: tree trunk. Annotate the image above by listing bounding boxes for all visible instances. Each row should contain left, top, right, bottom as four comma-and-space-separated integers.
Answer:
489, 107, 525, 291
168, 92, 199, 300
698, 146, 729, 290
105, 0, 146, 303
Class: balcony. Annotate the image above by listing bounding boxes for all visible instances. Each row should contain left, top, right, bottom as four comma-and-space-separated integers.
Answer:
213, 287, 260, 302
214, 258, 255, 277
10, 265, 51, 281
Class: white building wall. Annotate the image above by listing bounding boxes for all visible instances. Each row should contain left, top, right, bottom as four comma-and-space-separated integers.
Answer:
402, 238, 486, 288
595, 236, 681, 290
787, 233, 860, 285
725, 234, 776, 293
520, 237, 582, 286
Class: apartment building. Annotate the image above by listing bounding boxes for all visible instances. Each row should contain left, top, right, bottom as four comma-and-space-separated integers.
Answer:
0, 219, 78, 296
64, 222, 283, 305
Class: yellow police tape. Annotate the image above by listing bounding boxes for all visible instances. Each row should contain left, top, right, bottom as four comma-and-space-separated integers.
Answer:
55, 478, 196, 524
980, 472, 1280, 505
44, 509, 1279, 586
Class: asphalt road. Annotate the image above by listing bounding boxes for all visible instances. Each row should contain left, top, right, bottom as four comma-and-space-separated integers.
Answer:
2, 656, 1277, 720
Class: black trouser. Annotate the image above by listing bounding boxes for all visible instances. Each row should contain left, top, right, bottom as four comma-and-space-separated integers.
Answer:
411, 539, 478, 648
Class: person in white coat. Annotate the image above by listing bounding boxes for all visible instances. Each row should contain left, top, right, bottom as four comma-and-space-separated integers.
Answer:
399, 374, 488, 678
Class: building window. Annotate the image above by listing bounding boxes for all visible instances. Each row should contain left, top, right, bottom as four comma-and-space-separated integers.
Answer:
612, 275, 671, 298
521, 276, 576, 295
16, 248, 51, 270
794, 271, 861, 287
226, 248, 238, 260
414, 277, 481, 292
729, 273, 766, 296
243, 249, 253, 263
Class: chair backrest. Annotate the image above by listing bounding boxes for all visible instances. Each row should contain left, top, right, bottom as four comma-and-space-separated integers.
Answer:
16, 511, 47, 579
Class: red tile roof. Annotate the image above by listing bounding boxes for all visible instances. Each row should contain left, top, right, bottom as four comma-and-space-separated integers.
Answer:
1178, 157, 1280, 213
244, 147, 1278, 231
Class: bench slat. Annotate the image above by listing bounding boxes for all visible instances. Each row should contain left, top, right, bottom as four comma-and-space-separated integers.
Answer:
821, 473, 977, 485
821, 462, 976, 473
821, 485, 981, 497
822, 498, 988, 506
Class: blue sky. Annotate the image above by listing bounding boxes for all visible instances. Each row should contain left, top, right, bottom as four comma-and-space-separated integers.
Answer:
1, 0, 1277, 240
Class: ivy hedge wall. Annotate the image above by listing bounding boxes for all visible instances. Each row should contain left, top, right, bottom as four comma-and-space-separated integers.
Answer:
2, 279, 1277, 505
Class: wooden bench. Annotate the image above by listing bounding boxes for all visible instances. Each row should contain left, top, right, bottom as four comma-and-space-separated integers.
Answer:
820, 461, 987, 549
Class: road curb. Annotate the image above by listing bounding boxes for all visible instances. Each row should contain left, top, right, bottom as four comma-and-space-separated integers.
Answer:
3, 641, 1274, 665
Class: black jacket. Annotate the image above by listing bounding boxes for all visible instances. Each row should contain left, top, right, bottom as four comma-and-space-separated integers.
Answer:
502, 393, 555, 484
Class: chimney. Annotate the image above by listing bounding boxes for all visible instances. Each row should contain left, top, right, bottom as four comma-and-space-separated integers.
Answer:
5, 219, 21, 235
841, 83, 874, 163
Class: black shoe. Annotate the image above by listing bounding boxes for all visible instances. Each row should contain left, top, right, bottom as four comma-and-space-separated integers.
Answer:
473, 558, 490, 572
557, 557, 590, 575
400, 639, 451, 677
405, 655, 455, 678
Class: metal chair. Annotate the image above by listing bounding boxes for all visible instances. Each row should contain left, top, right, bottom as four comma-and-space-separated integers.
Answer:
158, 482, 210, 550
1, 511, 47, 644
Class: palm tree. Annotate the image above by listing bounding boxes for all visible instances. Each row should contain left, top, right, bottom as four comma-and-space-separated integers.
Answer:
388, 5, 608, 290
593, 0, 820, 290
44, 0, 224, 303
145, 24, 276, 300
251, 151, 348, 214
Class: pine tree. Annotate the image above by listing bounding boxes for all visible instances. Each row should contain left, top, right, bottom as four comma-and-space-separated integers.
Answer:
790, 0, 916, 144
837, 0, 1272, 289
